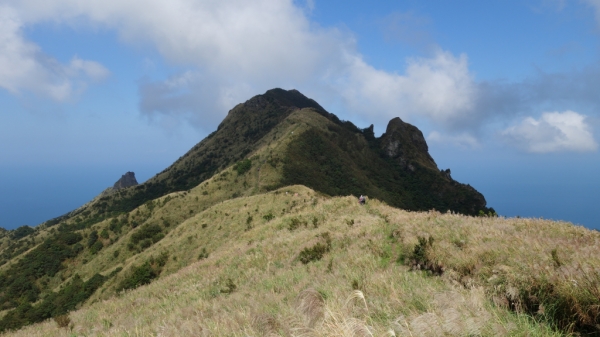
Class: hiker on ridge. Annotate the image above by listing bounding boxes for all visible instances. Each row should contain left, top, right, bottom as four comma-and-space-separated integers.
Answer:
358, 195, 365, 205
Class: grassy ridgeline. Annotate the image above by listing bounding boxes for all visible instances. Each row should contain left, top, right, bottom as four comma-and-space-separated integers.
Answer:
3, 186, 598, 336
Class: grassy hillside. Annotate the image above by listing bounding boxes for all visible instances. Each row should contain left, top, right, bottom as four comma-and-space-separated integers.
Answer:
0, 88, 511, 334
2, 185, 598, 336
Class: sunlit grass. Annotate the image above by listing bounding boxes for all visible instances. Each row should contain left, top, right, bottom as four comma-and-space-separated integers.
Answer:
2, 185, 593, 336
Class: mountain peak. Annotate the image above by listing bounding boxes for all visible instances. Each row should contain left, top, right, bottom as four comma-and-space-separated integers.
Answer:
380, 117, 438, 171
68, 88, 490, 221
262, 88, 327, 112
113, 172, 138, 190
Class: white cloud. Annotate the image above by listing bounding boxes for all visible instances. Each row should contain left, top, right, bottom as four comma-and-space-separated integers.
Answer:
427, 131, 480, 149
501, 110, 598, 153
68, 57, 109, 81
0, 0, 480, 132
5, 0, 341, 83
4, 0, 598, 157
337, 50, 477, 128
0, 5, 108, 101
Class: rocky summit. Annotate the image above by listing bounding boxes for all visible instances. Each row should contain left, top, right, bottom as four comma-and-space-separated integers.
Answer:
71, 88, 492, 219
113, 172, 138, 190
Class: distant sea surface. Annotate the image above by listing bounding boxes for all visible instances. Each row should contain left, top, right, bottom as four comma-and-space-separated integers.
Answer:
448, 162, 599, 231
0, 164, 598, 231
0, 166, 161, 230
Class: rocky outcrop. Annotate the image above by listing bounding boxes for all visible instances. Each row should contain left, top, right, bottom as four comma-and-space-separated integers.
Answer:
379, 117, 438, 171
113, 172, 138, 190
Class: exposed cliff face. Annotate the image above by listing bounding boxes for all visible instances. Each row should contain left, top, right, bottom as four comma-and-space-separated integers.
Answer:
379, 117, 438, 172
113, 172, 138, 190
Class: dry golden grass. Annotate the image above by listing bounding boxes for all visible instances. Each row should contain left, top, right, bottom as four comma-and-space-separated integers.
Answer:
2, 186, 582, 336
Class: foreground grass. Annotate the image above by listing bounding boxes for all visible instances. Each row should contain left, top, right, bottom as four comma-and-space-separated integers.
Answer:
2, 186, 595, 336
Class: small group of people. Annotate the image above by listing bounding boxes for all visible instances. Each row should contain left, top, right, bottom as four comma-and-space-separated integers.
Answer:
358, 195, 366, 205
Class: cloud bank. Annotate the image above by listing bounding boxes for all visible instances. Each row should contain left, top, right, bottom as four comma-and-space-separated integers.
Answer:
0, 0, 597, 153
0, 6, 109, 101
501, 111, 598, 153
0, 0, 478, 131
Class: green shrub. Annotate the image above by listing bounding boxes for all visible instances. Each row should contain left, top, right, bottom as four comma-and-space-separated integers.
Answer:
116, 253, 168, 292
198, 248, 209, 260
298, 232, 332, 264
100, 229, 109, 239
409, 236, 443, 275
0, 232, 84, 311
116, 262, 157, 292
53, 314, 70, 328
139, 239, 153, 249
299, 242, 329, 264
10, 226, 34, 240
234, 159, 252, 175
263, 212, 275, 221
149, 251, 169, 267
58, 232, 83, 245
89, 240, 103, 255
221, 278, 236, 294
72, 243, 83, 255
289, 217, 305, 231
87, 230, 98, 248
0, 273, 107, 332
129, 224, 164, 250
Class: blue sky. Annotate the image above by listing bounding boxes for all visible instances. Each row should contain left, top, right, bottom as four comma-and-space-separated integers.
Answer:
1, 0, 599, 230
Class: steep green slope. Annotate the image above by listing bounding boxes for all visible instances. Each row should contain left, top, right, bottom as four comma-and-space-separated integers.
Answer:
75, 88, 329, 218
280, 112, 488, 215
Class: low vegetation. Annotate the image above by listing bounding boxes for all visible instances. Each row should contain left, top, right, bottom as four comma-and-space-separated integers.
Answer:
116, 252, 168, 292
282, 117, 491, 216
0, 272, 108, 332
1, 186, 597, 336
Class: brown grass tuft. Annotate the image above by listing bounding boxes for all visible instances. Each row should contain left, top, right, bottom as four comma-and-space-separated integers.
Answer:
297, 288, 325, 328
252, 313, 283, 336
52, 314, 70, 329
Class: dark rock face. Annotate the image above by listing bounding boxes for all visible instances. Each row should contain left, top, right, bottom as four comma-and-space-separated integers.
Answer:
379, 117, 438, 172
113, 172, 138, 190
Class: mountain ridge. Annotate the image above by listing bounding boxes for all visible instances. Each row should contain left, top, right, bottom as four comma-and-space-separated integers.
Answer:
47, 88, 490, 227
0, 89, 599, 335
